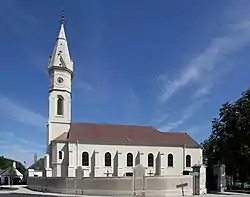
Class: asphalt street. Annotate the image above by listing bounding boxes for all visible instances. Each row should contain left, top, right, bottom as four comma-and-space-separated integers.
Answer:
1, 186, 250, 197
1, 194, 250, 197
0, 194, 76, 197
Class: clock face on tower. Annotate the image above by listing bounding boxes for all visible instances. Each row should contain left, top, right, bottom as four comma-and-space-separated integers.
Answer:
57, 77, 64, 84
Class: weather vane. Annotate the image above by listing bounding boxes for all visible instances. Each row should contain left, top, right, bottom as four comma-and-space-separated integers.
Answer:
60, 10, 66, 25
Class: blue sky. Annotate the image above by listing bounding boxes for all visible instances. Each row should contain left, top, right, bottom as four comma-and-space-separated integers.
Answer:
1, 0, 250, 166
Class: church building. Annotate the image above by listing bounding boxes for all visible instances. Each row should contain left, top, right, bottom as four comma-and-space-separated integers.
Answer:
43, 17, 203, 178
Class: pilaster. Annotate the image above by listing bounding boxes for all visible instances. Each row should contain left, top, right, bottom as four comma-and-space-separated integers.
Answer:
117, 152, 123, 176
94, 151, 100, 176
68, 144, 76, 177
160, 152, 165, 175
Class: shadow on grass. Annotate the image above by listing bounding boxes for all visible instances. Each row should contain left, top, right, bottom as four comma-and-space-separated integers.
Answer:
226, 189, 250, 194
208, 191, 235, 195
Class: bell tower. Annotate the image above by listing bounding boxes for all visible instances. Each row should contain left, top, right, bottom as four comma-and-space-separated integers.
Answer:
46, 14, 73, 146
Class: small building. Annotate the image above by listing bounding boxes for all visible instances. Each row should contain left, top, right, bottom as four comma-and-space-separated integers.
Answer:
0, 162, 23, 185
28, 158, 44, 177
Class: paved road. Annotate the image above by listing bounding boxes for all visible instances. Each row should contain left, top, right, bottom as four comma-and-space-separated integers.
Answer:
1, 186, 250, 197
1, 193, 250, 197
1, 194, 250, 197
0, 194, 67, 197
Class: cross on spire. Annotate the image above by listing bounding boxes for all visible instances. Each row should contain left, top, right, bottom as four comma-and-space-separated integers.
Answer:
60, 10, 66, 25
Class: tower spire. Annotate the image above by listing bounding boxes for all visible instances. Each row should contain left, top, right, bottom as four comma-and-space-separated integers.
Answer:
46, 11, 73, 146
48, 11, 73, 73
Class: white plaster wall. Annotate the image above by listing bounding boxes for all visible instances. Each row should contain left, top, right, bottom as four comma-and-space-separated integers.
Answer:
52, 142, 67, 177
48, 91, 71, 123
184, 148, 203, 171
52, 143, 66, 164
34, 171, 43, 177
50, 70, 72, 93
47, 123, 70, 146
63, 143, 202, 177
47, 70, 72, 145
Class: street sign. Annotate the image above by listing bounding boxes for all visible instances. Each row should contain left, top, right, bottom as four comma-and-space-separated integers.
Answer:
189, 171, 199, 176
176, 183, 188, 188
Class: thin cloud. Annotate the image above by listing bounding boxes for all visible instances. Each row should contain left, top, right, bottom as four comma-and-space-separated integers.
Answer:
0, 95, 46, 128
154, 113, 169, 124
0, 131, 45, 166
76, 81, 93, 91
19, 139, 45, 149
186, 123, 212, 142
159, 99, 207, 131
194, 87, 210, 99
159, 20, 250, 103
187, 123, 211, 135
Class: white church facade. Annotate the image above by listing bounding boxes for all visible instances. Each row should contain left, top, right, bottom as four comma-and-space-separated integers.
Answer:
43, 18, 203, 178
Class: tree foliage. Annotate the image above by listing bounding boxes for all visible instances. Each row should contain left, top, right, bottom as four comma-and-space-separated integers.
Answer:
0, 156, 26, 175
202, 88, 250, 182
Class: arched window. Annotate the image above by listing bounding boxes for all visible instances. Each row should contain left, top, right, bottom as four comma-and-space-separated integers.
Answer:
105, 152, 111, 167
186, 155, 191, 167
59, 151, 63, 159
167, 154, 173, 167
57, 95, 64, 115
148, 153, 154, 167
82, 152, 89, 166
127, 153, 133, 167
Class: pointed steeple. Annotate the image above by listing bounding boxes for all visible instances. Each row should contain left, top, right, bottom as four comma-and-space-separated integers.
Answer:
48, 13, 73, 74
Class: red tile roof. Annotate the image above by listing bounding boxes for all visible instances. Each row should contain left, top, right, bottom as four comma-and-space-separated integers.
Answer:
56, 122, 200, 148
54, 132, 68, 141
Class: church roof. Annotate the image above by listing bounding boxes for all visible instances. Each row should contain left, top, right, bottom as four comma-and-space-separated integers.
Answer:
28, 158, 44, 171
54, 122, 201, 148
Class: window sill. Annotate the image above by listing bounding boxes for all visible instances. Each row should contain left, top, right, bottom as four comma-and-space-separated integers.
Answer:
104, 166, 112, 168
55, 115, 64, 118
82, 166, 90, 170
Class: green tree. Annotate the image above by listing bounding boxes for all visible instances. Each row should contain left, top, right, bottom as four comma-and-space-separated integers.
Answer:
202, 88, 250, 184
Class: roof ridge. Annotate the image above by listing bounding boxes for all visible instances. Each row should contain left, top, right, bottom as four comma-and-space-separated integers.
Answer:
71, 121, 153, 128
161, 131, 188, 134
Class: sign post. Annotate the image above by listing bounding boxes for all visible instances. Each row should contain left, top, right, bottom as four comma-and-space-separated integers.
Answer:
176, 183, 188, 196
